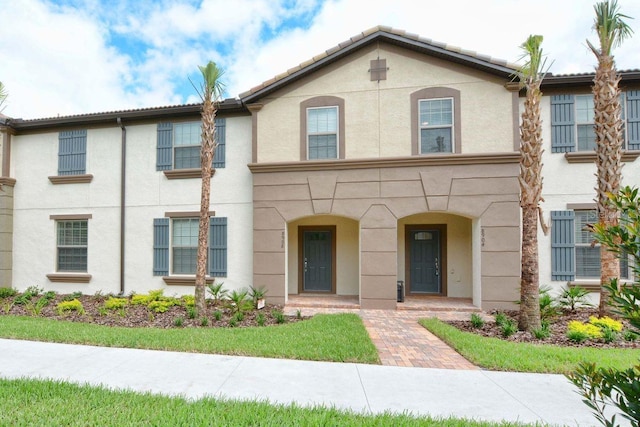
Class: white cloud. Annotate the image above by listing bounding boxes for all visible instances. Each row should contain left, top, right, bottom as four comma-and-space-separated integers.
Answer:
2, 0, 639, 119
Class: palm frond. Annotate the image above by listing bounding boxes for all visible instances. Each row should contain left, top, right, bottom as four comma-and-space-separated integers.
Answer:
588, 0, 634, 57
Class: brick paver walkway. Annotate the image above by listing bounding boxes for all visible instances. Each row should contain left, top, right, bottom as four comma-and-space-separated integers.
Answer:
283, 304, 481, 370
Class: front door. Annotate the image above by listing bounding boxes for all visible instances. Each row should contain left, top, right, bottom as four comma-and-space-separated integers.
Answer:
408, 228, 442, 294
299, 226, 335, 293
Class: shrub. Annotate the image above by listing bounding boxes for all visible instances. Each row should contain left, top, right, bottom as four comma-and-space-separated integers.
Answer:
256, 312, 266, 326
228, 317, 237, 328
623, 330, 638, 342
206, 282, 228, 305
186, 306, 197, 319
24, 285, 43, 297
213, 310, 222, 321
131, 294, 149, 306
26, 297, 51, 316
470, 313, 484, 328
500, 320, 517, 338
272, 309, 286, 324
601, 327, 618, 344
62, 292, 82, 302
539, 286, 560, 321
0, 288, 17, 298
200, 317, 209, 327
494, 312, 508, 327
181, 295, 195, 307
533, 325, 550, 340
248, 286, 267, 308
225, 289, 253, 314
567, 320, 603, 340
56, 299, 85, 315
173, 316, 184, 327
589, 316, 623, 332
104, 297, 128, 310
557, 285, 594, 312
567, 329, 590, 343
148, 300, 173, 313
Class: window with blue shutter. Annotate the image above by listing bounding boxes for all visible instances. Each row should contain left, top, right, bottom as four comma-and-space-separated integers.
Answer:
551, 211, 575, 281
209, 217, 227, 277
627, 90, 640, 151
58, 130, 87, 175
550, 95, 575, 153
156, 119, 226, 171
153, 218, 170, 276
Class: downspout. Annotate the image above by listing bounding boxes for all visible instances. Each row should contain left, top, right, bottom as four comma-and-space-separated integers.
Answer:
117, 117, 126, 296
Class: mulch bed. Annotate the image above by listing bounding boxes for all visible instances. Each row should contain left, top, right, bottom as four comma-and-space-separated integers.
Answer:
447, 309, 640, 349
1, 293, 304, 329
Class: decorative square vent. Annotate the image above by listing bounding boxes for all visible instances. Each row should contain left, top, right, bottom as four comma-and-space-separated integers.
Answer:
369, 58, 388, 81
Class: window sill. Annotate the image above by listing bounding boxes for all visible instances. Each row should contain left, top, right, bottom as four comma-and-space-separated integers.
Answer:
163, 169, 215, 180
47, 273, 92, 283
564, 151, 640, 163
162, 276, 216, 286
48, 174, 93, 184
0, 177, 16, 187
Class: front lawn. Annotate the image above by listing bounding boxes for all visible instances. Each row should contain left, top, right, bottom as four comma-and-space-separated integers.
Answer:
0, 313, 379, 364
420, 318, 640, 374
0, 378, 536, 427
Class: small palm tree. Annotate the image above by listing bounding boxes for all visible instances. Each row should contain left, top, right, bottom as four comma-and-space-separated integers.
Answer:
586, 0, 633, 315
194, 62, 225, 316
516, 35, 549, 332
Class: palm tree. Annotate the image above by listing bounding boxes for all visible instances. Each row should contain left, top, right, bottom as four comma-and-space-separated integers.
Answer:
586, 0, 633, 316
194, 61, 225, 315
516, 35, 549, 332
0, 82, 7, 111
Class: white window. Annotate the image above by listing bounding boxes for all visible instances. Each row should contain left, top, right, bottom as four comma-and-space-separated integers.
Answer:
575, 94, 626, 152
307, 107, 338, 160
173, 122, 201, 169
56, 220, 88, 272
419, 98, 453, 153
575, 210, 629, 279
172, 218, 200, 274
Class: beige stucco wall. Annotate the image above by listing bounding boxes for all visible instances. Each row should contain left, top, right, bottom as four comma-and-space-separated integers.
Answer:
398, 213, 472, 298
255, 42, 516, 163
287, 215, 359, 295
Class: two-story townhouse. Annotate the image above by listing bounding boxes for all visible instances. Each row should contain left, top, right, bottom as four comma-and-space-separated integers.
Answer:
1, 26, 637, 310
0, 102, 254, 296
244, 27, 524, 310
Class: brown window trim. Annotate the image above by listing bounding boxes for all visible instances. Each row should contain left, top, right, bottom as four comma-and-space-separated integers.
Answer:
411, 88, 461, 155
300, 96, 345, 161
47, 273, 92, 283
50, 214, 93, 220
48, 174, 93, 184
0, 177, 16, 187
163, 169, 215, 179
564, 150, 640, 163
162, 276, 215, 286
164, 211, 215, 218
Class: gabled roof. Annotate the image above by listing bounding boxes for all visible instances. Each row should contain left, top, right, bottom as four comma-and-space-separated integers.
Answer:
240, 25, 519, 103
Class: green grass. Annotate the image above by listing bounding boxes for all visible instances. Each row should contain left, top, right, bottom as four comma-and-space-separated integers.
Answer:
420, 318, 640, 374
0, 378, 535, 427
0, 313, 378, 363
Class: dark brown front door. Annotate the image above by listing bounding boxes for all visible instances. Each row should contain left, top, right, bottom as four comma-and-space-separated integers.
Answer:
406, 225, 447, 295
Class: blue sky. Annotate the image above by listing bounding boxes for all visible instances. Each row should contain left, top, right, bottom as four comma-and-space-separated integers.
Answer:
2, 0, 640, 119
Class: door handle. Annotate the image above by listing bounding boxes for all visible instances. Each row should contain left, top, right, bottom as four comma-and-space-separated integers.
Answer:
304, 257, 308, 273
435, 257, 439, 276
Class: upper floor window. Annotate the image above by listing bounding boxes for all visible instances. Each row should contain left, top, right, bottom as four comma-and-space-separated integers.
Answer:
551, 91, 640, 153
419, 98, 453, 153
174, 122, 201, 169
410, 87, 461, 155
307, 107, 338, 160
156, 119, 226, 176
300, 96, 345, 161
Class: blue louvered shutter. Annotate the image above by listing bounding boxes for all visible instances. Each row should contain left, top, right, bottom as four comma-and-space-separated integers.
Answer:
209, 217, 227, 277
157, 123, 173, 171
153, 218, 170, 276
551, 211, 575, 281
551, 95, 575, 153
626, 90, 640, 151
213, 118, 226, 168
58, 130, 87, 175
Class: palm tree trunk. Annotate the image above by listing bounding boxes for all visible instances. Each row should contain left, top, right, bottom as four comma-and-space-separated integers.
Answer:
593, 55, 623, 316
519, 206, 541, 331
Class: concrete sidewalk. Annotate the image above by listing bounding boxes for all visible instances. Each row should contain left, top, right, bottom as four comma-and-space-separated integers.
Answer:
0, 338, 616, 426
